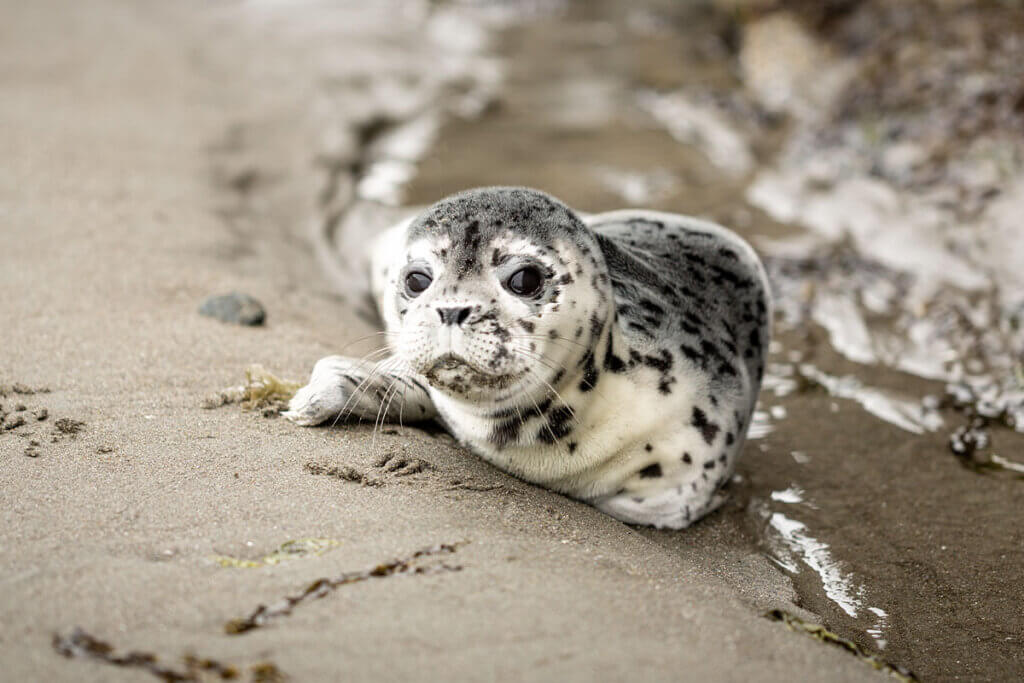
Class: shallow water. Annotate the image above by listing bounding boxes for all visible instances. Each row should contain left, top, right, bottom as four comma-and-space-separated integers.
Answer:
389, 2, 1024, 679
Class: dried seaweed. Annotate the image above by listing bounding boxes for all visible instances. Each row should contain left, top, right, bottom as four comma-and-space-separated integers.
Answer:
213, 538, 341, 569
765, 610, 917, 681
202, 365, 300, 413
52, 627, 285, 682
225, 542, 464, 635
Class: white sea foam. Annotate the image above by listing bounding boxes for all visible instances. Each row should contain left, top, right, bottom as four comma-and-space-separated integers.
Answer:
769, 512, 863, 618
866, 606, 890, 649
799, 364, 944, 435
770, 485, 804, 504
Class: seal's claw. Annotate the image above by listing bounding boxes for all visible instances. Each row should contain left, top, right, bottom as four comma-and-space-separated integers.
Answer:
282, 388, 335, 426
282, 357, 357, 426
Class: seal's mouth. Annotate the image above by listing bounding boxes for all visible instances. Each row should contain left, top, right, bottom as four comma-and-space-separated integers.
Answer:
423, 354, 521, 391
428, 353, 473, 373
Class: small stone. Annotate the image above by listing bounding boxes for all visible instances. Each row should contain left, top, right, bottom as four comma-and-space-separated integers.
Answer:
96, 445, 115, 454
14, 403, 26, 412
199, 292, 266, 326
12, 383, 46, 394
4, 414, 26, 430
24, 446, 40, 458
54, 417, 85, 435
34, 408, 48, 421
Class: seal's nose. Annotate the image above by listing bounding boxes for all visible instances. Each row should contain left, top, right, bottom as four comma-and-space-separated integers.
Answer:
437, 306, 472, 326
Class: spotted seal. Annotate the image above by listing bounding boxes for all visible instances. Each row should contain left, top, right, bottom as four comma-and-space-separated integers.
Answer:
285, 187, 771, 529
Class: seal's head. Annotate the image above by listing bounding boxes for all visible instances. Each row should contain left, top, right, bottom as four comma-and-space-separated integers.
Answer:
384, 187, 611, 404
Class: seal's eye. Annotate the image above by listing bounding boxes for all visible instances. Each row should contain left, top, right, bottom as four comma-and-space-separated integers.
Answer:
404, 271, 432, 297
506, 266, 544, 297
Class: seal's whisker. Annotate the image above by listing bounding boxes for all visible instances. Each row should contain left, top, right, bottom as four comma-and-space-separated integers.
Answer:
332, 356, 403, 427
512, 348, 567, 380
331, 332, 396, 357
523, 367, 579, 426
348, 346, 395, 367
371, 377, 403, 453
511, 331, 592, 350
514, 346, 615, 406
511, 333, 591, 354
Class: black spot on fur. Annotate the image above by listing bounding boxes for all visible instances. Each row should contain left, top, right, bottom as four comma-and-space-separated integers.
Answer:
603, 334, 626, 373
682, 452, 692, 464
490, 420, 520, 449
638, 299, 664, 316
539, 405, 575, 444
638, 463, 663, 479
692, 406, 720, 445
579, 352, 599, 392
680, 344, 701, 363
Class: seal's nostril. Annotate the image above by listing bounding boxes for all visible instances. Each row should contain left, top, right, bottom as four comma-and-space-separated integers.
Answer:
438, 306, 473, 326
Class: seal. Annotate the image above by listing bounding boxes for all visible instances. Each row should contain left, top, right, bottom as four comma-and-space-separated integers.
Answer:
285, 187, 771, 529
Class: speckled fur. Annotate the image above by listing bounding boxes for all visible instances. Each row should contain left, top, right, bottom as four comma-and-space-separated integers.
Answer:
285, 187, 771, 529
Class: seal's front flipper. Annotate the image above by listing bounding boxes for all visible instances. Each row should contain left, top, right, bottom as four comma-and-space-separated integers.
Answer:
283, 355, 437, 426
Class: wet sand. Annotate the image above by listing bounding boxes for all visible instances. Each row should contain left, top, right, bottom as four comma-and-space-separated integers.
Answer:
2, 1, 1021, 681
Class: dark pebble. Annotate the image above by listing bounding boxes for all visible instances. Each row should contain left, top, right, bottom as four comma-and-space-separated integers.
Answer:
4, 414, 26, 430
199, 292, 266, 326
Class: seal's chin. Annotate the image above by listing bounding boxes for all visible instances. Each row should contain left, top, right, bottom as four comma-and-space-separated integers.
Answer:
422, 354, 521, 395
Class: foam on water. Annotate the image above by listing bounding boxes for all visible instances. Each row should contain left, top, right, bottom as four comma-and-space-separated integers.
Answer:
768, 512, 864, 619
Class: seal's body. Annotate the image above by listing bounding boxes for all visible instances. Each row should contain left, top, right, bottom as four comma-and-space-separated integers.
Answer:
286, 187, 771, 529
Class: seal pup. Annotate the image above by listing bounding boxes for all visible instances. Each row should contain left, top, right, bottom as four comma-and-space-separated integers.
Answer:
285, 187, 771, 529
